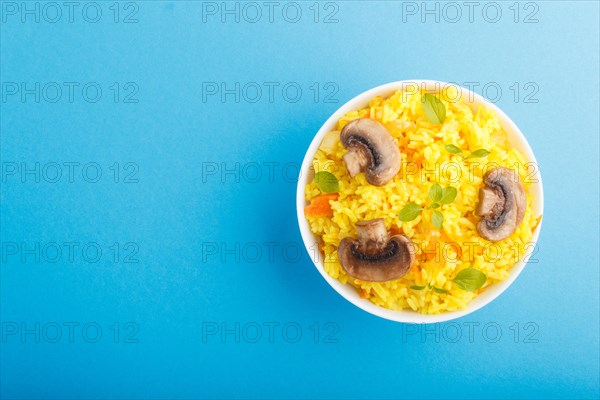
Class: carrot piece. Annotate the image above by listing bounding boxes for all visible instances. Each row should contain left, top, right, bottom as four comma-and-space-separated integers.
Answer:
304, 193, 339, 217
532, 214, 543, 233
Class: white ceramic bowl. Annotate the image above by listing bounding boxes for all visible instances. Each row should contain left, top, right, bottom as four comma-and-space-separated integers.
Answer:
296, 80, 544, 323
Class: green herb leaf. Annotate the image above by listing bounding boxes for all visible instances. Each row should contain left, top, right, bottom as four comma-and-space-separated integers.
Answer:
410, 285, 426, 291
445, 144, 462, 155
432, 210, 444, 229
421, 93, 446, 124
398, 202, 423, 222
440, 186, 458, 204
432, 286, 448, 294
468, 149, 491, 159
453, 268, 487, 291
430, 202, 440, 209
429, 184, 443, 203
314, 171, 339, 193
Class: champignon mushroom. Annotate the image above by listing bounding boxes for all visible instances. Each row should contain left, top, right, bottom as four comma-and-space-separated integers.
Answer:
337, 218, 415, 282
340, 118, 401, 186
475, 167, 527, 242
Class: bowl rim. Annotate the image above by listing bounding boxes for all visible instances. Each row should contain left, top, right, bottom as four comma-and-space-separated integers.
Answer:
296, 79, 544, 324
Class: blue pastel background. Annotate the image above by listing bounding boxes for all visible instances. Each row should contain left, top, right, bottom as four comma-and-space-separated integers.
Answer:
1, 1, 599, 399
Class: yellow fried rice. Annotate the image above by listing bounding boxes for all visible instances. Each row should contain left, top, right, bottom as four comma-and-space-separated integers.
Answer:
304, 86, 541, 314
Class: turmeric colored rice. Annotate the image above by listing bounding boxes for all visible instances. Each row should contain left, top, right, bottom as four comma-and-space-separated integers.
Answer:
304, 86, 541, 314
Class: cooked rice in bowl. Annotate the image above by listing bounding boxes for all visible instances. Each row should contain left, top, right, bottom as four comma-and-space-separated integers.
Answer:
303, 85, 542, 315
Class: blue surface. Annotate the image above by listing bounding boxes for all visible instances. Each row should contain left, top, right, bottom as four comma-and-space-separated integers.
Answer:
1, 1, 599, 399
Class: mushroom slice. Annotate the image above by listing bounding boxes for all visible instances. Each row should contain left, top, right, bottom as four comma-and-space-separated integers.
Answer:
340, 118, 401, 186
337, 219, 415, 282
475, 167, 527, 242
